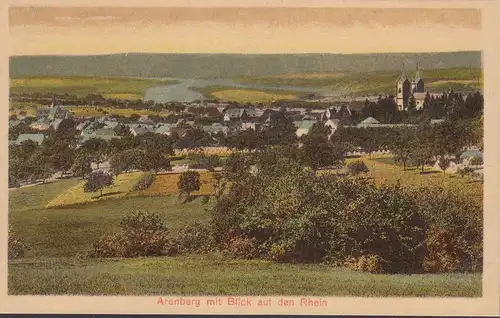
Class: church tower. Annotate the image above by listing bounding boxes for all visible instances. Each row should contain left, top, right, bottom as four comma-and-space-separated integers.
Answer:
396, 63, 411, 110
411, 62, 424, 93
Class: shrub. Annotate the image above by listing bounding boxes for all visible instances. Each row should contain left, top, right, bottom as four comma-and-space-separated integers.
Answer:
457, 166, 474, 178
133, 172, 156, 191
89, 211, 171, 258
119, 211, 170, 257
357, 255, 386, 274
223, 236, 259, 259
415, 186, 483, 272
175, 222, 216, 254
469, 156, 483, 166
8, 225, 24, 259
347, 160, 369, 174
423, 228, 461, 273
88, 234, 125, 258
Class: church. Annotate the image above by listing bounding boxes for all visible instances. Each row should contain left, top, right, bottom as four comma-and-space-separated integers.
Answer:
395, 63, 428, 110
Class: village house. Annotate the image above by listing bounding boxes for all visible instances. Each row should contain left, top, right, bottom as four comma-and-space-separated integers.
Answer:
15, 133, 45, 146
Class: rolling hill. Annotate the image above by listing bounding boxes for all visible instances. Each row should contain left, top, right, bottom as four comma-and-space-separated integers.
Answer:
10, 51, 481, 79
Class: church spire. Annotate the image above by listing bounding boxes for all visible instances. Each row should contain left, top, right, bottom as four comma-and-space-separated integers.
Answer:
397, 63, 409, 84
414, 62, 422, 82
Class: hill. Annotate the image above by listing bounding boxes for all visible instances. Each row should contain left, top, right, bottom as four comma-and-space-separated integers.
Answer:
10, 51, 481, 79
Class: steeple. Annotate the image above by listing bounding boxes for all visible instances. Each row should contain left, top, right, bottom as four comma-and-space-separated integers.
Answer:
397, 63, 409, 84
414, 62, 422, 83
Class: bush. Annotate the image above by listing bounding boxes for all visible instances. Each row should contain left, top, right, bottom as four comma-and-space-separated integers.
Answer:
415, 186, 483, 272
423, 228, 461, 273
133, 172, 156, 191
88, 234, 125, 258
347, 160, 369, 174
457, 166, 474, 178
223, 236, 259, 259
8, 225, 24, 259
356, 255, 386, 274
469, 156, 483, 166
89, 211, 171, 258
175, 222, 216, 254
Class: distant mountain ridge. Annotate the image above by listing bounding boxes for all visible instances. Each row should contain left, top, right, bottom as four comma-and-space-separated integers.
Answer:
10, 51, 481, 78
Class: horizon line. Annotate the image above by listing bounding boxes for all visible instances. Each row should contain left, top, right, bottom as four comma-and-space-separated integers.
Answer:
10, 50, 482, 58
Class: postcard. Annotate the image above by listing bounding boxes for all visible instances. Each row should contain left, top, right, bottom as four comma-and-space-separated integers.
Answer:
1, 0, 499, 315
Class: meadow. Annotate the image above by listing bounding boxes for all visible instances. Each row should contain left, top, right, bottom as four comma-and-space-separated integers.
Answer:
10, 76, 177, 100
8, 154, 483, 296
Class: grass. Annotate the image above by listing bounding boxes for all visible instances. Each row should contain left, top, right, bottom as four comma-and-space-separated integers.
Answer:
139, 171, 217, 197
8, 255, 481, 296
237, 67, 483, 96
9, 183, 212, 257
10, 76, 177, 99
45, 172, 144, 208
8, 156, 483, 296
341, 155, 483, 204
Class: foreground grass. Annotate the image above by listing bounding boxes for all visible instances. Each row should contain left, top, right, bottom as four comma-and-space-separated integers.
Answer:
9, 181, 212, 257
10, 76, 177, 99
8, 255, 481, 296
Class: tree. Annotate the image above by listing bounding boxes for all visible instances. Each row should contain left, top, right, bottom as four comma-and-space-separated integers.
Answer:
391, 127, 415, 171
84, 170, 114, 198
79, 138, 109, 168
178, 170, 201, 200
26, 151, 54, 183
71, 152, 93, 178
299, 123, 345, 170
139, 150, 171, 173
437, 156, 451, 177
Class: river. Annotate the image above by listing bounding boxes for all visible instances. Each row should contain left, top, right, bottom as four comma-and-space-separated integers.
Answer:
143, 78, 324, 103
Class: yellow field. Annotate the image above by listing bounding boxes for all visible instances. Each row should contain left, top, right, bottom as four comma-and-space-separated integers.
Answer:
427, 80, 476, 86
140, 171, 217, 197
45, 172, 144, 208
270, 72, 347, 79
212, 89, 297, 104
333, 155, 483, 203
102, 93, 143, 100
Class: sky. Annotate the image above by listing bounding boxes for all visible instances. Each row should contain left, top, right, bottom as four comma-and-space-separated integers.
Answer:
9, 7, 482, 56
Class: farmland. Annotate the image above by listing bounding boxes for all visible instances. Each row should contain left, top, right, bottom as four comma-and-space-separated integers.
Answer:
10, 76, 177, 100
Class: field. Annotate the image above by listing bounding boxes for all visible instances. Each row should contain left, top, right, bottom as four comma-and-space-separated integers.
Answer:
10, 76, 177, 100
363, 155, 482, 203
196, 86, 300, 104
9, 256, 480, 296
45, 172, 144, 208
237, 67, 483, 97
140, 171, 216, 197
8, 155, 482, 296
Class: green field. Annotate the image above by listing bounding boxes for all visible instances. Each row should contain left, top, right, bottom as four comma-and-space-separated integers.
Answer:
9, 256, 480, 296
8, 156, 482, 296
10, 76, 177, 100
237, 67, 483, 96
